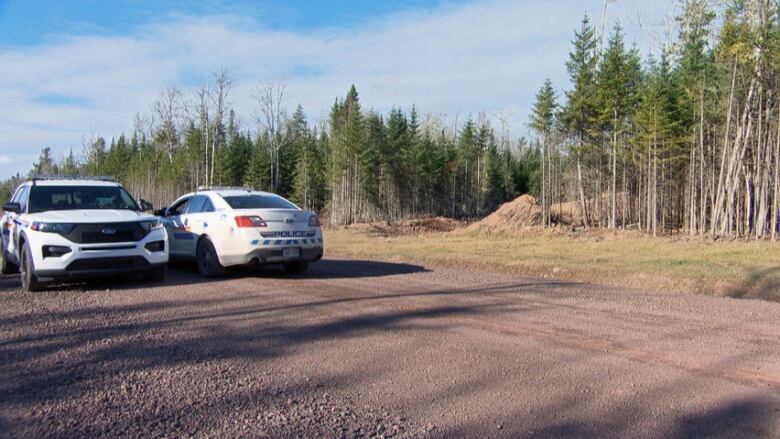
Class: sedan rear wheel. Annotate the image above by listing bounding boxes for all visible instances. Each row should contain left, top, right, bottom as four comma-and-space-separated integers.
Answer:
196, 238, 225, 278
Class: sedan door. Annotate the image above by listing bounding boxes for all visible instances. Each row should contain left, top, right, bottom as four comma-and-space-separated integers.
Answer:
182, 195, 214, 244
163, 197, 193, 257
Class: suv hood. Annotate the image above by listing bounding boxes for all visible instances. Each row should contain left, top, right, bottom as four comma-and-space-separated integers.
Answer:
26, 210, 157, 223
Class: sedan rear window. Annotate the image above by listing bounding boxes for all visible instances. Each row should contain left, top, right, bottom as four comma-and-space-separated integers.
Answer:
223, 195, 297, 210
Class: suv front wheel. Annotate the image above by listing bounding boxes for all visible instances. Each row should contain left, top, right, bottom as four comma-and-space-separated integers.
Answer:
20, 242, 43, 292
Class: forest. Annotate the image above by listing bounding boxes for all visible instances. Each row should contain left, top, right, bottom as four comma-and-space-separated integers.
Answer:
3, 0, 780, 240
1, 78, 539, 225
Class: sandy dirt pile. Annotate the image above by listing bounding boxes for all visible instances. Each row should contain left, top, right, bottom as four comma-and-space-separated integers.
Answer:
467, 194, 543, 232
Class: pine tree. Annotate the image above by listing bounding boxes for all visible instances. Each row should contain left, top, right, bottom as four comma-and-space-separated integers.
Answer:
560, 15, 599, 228
529, 78, 557, 226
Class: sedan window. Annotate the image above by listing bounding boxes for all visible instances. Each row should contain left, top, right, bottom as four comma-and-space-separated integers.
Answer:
186, 196, 207, 214
167, 198, 191, 216
223, 195, 297, 209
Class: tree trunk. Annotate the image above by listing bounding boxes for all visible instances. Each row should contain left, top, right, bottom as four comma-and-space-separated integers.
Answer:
712, 60, 738, 236
611, 110, 617, 229
773, 105, 780, 241
576, 148, 589, 229
542, 135, 547, 227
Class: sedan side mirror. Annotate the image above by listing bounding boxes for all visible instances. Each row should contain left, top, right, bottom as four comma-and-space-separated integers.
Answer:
139, 199, 154, 212
153, 207, 166, 217
2, 202, 21, 214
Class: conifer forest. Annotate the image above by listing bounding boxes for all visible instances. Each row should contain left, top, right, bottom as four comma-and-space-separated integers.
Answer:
5, 1, 780, 240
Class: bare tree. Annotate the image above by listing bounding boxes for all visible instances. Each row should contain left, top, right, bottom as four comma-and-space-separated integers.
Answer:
196, 83, 211, 187
153, 86, 184, 163
254, 78, 289, 192
210, 70, 232, 186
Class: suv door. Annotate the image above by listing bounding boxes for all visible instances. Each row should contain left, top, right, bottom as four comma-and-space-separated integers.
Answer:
164, 197, 192, 257
7, 185, 29, 263
2, 186, 23, 262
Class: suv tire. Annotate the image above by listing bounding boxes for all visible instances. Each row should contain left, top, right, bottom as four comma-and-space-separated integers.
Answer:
20, 242, 43, 292
196, 238, 225, 278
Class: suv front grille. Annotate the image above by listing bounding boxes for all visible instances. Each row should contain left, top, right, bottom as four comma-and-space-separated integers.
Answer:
66, 256, 149, 272
63, 222, 146, 244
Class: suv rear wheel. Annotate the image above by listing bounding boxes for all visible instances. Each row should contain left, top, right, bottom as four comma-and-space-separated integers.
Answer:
20, 242, 43, 292
196, 238, 225, 277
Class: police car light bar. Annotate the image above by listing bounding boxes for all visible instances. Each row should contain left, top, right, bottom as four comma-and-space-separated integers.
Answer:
30, 175, 116, 183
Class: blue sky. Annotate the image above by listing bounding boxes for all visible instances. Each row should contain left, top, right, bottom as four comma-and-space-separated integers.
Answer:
0, 0, 674, 178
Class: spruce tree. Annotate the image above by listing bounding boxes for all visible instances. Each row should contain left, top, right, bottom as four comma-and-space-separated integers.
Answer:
560, 14, 599, 228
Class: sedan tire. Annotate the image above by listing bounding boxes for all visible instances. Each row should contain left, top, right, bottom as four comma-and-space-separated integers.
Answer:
196, 238, 225, 278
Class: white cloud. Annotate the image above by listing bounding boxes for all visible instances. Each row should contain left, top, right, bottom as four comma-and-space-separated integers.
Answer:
0, 0, 673, 178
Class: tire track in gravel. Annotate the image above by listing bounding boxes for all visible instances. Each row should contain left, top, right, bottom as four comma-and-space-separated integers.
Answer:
254, 261, 780, 391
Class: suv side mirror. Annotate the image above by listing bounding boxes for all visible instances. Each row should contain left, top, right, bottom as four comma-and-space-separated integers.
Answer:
139, 199, 154, 212
2, 202, 21, 214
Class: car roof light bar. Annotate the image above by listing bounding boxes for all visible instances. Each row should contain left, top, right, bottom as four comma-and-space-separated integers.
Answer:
29, 175, 116, 185
197, 186, 253, 192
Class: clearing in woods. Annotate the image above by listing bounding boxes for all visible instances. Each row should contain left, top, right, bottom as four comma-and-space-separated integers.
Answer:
325, 220, 780, 301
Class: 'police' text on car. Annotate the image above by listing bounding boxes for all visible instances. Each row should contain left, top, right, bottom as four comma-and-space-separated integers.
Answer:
160, 187, 323, 277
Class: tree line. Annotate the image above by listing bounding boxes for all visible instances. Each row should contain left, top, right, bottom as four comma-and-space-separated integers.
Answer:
6, 0, 777, 240
1, 76, 540, 223
532, 0, 780, 240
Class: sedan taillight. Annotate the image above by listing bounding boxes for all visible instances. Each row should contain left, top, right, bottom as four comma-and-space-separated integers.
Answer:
309, 215, 321, 227
235, 215, 267, 228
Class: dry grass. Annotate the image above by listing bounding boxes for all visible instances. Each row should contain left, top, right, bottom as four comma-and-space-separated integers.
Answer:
324, 226, 780, 301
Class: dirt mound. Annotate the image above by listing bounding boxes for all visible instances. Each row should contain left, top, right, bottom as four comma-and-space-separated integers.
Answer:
468, 194, 543, 232
550, 200, 579, 225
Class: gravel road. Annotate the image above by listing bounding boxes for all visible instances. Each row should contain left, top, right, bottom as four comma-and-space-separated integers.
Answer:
1, 258, 779, 438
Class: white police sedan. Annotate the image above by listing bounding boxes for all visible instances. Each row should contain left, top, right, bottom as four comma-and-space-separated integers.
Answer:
160, 187, 323, 277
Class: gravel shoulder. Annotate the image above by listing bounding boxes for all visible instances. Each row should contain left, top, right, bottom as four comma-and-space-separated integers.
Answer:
1, 258, 779, 438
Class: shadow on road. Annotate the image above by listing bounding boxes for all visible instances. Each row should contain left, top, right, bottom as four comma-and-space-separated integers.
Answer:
725, 267, 780, 302
1, 259, 778, 437
0, 258, 429, 293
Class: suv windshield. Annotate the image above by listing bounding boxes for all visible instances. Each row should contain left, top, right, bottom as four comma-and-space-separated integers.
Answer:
223, 195, 297, 210
28, 185, 140, 213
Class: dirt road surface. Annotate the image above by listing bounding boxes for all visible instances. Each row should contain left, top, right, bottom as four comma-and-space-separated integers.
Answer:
1, 258, 779, 438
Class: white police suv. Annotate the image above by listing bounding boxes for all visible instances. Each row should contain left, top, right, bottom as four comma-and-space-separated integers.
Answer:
160, 187, 323, 277
0, 177, 168, 291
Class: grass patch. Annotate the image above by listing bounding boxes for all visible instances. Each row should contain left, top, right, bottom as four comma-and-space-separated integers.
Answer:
324, 227, 780, 301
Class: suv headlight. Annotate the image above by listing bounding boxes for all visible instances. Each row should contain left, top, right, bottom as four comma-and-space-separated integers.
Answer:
30, 222, 76, 235
139, 219, 162, 232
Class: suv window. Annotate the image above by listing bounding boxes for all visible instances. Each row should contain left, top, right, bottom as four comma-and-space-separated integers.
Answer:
16, 186, 30, 213
10, 186, 23, 203
222, 195, 297, 210
27, 185, 139, 213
